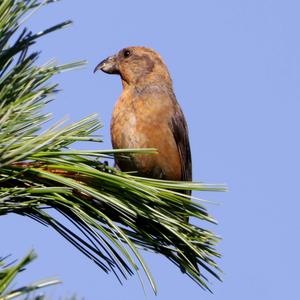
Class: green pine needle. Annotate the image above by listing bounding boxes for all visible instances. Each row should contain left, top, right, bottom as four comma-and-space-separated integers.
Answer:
0, 0, 226, 296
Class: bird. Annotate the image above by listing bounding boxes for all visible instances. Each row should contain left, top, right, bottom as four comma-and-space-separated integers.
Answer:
94, 46, 196, 272
94, 46, 192, 185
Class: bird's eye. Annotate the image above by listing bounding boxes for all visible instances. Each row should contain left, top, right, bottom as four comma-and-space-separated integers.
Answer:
124, 50, 131, 58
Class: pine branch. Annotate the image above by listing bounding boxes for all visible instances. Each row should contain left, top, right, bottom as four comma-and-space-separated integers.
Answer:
0, 0, 226, 294
0, 251, 61, 300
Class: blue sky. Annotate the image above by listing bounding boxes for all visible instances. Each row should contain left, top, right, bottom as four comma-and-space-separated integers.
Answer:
2, 1, 300, 299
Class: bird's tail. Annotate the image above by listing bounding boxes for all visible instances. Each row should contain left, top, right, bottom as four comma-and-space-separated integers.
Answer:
177, 189, 200, 275
178, 242, 200, 276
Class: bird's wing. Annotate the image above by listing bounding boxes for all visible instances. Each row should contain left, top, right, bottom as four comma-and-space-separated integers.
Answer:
170, 103, 192, 183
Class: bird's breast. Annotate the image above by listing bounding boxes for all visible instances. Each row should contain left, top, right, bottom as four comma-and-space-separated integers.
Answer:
110, 90, 182, 180
111, 92, 171, 148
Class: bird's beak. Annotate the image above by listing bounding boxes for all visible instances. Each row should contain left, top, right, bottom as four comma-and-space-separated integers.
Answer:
94, 55, 119, 74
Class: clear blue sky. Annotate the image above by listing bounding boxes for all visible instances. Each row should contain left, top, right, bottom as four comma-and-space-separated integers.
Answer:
2, 1, 300, 299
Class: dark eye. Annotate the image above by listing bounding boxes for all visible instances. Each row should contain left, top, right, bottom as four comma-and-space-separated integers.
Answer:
123, 50, 131, 58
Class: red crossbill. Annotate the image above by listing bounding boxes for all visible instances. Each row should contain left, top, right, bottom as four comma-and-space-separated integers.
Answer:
94, 46, 192, 189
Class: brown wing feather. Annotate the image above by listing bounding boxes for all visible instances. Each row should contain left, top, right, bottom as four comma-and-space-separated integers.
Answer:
170, 102, 192, 187
170, 102, 198, 271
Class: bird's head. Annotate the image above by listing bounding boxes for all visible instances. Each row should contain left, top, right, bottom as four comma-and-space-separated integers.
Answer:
94, 46, 172, 87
